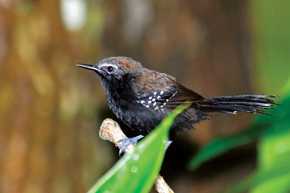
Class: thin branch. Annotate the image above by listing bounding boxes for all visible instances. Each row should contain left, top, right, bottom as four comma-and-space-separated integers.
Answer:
99, 118, 174, 193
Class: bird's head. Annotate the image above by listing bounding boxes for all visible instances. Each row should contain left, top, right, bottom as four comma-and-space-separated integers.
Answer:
77, 56, 144, 91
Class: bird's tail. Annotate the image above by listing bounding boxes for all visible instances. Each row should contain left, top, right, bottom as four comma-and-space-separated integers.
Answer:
197, 95, 278, 115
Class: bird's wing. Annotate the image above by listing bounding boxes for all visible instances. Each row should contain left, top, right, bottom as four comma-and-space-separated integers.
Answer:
163, 83, 204, 110
132, 70, 204, 110
135, 81, 204, 111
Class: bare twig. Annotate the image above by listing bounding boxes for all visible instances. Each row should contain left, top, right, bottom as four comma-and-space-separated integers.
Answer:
99, 118, 174, 193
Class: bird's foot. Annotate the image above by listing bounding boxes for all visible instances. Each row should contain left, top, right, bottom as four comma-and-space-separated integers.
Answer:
118, 135, 144, 156
164, 140, 173, 150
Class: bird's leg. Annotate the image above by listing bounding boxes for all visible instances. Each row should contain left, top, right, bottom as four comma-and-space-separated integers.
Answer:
164, 140, 173, 150
119, 137, 172, 156
118, 135, 144, 156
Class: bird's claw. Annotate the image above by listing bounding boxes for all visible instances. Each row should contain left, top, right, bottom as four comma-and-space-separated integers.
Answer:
165, 140, 172, 149
118, 135, 144, 156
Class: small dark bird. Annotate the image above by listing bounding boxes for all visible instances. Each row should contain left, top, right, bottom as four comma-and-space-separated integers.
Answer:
77, 57, 277, 154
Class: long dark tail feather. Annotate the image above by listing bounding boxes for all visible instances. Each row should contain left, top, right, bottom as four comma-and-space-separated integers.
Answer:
198, 95, 278, 116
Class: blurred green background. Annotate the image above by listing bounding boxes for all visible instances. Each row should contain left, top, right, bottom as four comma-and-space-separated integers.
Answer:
0, 0, 289, 192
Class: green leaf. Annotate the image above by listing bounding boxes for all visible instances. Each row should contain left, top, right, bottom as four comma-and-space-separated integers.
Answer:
187, 123, 270, 170
186, 111, 278, 170
88, 102, 192, 193
222, 128, 290, 193
222, 162, 290, 193
251, 99, 290, 192
259, 120, 290, 171
187, 94, 286, 171
194, 0, 290, 190
220, 93, 290, 192
187, 83, 290, 171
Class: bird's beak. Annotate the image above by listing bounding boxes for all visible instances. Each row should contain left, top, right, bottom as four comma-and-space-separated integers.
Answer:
76, 63, 99, 71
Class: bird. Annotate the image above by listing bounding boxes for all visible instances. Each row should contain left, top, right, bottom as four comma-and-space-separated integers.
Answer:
77, 56, 277, 154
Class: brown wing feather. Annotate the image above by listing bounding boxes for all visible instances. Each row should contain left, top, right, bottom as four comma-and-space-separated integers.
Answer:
165, 83, 204, 109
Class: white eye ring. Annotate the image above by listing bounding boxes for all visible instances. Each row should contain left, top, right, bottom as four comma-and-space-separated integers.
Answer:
99, 63, 117, 74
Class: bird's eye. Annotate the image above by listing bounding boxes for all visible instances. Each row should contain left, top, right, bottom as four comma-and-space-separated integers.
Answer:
107, 66, 114, 72
100, 64, 117, 74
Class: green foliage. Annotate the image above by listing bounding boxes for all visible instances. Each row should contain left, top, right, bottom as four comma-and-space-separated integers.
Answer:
188, 84, 290, 192
186, 123, 271, 170
188, 1, 290, 191
88, 102, 192, 193
223, 93, 290, 192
